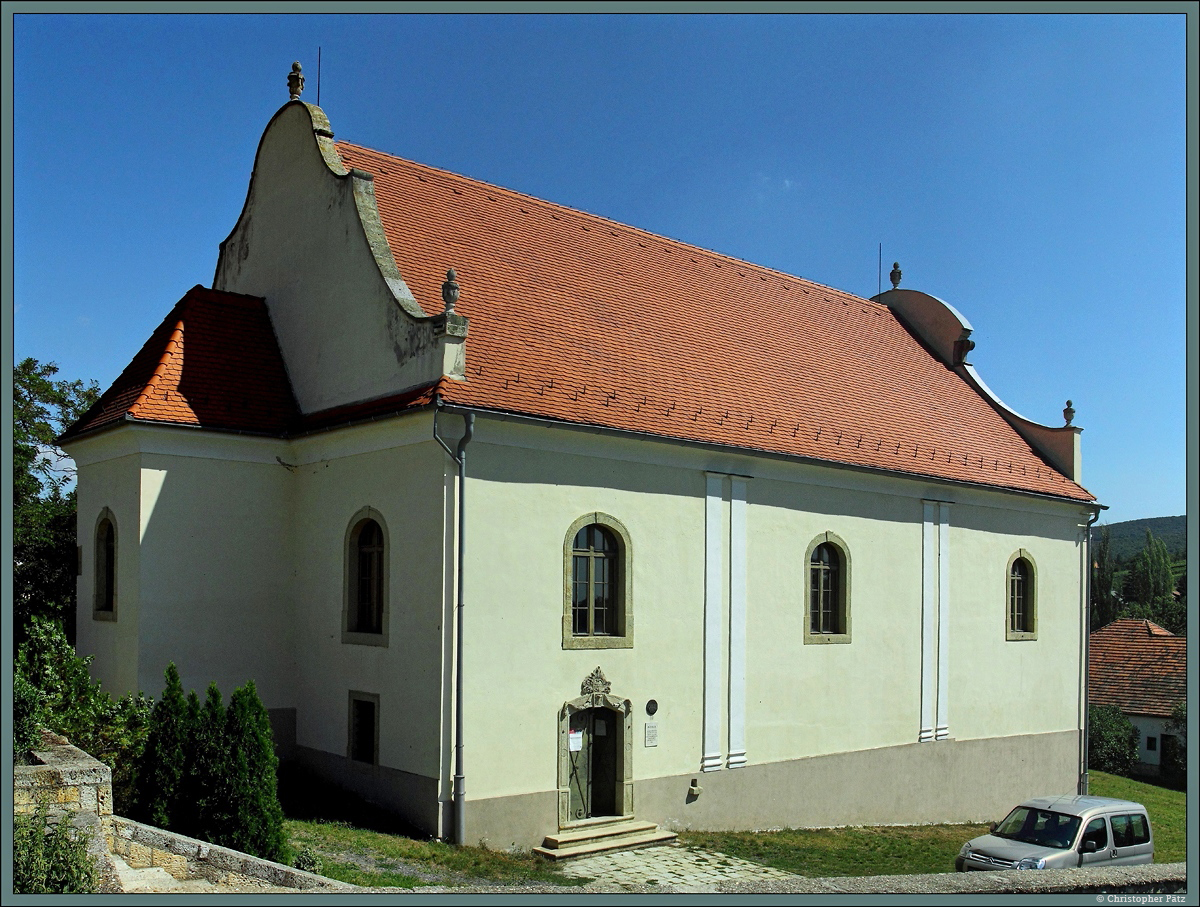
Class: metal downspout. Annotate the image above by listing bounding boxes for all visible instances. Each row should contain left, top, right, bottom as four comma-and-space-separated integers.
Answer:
1080, 507, 1102, 794
434, 406, 474, 845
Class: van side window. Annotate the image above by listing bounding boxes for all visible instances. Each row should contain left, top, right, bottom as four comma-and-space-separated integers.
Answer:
1111, 814, 1150, 847
1081, 817, 1107, 850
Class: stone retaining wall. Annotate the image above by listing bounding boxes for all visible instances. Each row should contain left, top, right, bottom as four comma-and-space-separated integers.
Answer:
107, 817, 349, 890
14, 731, 113, 823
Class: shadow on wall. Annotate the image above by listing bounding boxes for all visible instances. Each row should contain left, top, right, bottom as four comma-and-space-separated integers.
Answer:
276, 760, 426, 839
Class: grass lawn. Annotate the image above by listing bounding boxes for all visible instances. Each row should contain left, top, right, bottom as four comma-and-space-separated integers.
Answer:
278, 765, 1184, 886
286, 819, 589, 888
1088, 770, 1186, 863
679, 772, 1187, 877
678, 823, 990, 878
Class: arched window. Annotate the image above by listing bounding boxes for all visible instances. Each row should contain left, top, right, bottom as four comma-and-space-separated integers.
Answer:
94, 511, 117, 619
563, 513, 633, 649
1007, 551, 1037, 640
573, 525, 618, 636
344, 510, 389, 645
804, 532, 851, 644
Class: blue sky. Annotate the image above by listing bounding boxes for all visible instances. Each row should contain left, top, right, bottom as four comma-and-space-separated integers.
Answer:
10, 12, 1188, 525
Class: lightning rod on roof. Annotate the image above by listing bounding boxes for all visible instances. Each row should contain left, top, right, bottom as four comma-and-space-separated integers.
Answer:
878, 243, 882, 296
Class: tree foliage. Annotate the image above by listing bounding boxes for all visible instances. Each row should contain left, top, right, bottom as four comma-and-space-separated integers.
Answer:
1120, 530, 1185, 635
1088, 705, 1140, 777
13, 358, 100, 644
1164, 700, 1187, 786
15, 617, 152, 812
1124, 530, 1175, 606
14, 668, 45, 760
178, 683, 232, 843
1090, 525, 1120, 631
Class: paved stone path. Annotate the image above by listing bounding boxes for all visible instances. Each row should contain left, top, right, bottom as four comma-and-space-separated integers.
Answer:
555, 842, 800, 888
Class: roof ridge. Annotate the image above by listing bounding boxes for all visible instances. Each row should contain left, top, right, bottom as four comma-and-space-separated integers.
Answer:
334, 141, 883, 308
130, 316, 185, 414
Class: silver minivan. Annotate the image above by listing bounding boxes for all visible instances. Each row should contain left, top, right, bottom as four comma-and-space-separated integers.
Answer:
956, 795, 1153, 871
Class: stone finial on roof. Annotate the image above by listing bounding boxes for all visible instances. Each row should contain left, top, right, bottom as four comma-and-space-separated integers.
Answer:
288, 62, 305, 100
889, 261, 902, 289
442, 269, 460, 315
1063, 400, 1075, 426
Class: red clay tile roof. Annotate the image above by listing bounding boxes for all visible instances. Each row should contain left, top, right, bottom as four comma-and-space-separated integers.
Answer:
337, 142, 1094, 502
61, 286, 299, 440
1089, 619, 1186, 718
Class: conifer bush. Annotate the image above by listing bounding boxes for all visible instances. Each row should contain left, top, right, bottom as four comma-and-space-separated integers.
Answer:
132, 663, 191, 828
135, 673, 288, 863
180, 683, 234, 845
224, 681, 289, 862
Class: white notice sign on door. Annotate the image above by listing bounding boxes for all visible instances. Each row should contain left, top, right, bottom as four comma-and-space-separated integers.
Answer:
569, 729, 583, 752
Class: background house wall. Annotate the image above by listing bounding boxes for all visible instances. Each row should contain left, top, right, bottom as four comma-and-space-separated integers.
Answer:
1129, 714, 1166, 770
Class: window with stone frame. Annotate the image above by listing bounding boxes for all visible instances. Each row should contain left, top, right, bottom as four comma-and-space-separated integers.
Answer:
94, 510, 117, 619
804, 532, 851, 644
563, 513, 633, 650
344, 510, 389, 645
1007, 551, 1037, 640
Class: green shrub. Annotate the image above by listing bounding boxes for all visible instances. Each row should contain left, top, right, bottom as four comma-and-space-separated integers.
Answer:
14, 668, 44, 760
15, 616, 152, 812
13, 807, 98, 894
1089, 705, 1140, 776
293, 844, 323, 875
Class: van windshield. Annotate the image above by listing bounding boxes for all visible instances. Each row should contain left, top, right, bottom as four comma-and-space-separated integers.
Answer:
993, 807, 1082, 850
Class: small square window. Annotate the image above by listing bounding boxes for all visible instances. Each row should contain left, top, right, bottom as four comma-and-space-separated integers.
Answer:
1147, 736, 1158, 751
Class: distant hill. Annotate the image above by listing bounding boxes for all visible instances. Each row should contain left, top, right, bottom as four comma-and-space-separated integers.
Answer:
1092, 516, 1186, 563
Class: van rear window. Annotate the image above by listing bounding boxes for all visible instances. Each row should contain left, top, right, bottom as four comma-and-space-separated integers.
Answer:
1111, 813, 1150, 847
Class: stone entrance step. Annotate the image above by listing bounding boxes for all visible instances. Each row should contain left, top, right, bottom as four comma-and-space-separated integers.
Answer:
533, 818, 677, 861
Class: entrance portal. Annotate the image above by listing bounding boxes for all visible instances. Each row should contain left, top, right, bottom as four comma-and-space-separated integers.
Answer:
568, 707, 619, 820
557, 667, 634, 828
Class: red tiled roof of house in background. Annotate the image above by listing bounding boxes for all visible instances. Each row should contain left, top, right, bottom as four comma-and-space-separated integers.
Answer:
336, 142, 1093, 503
61, 286, 299, 440
1089, 619, 1186, 719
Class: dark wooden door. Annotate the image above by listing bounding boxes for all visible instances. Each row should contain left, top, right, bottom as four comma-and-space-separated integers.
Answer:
568, 708, 618, 820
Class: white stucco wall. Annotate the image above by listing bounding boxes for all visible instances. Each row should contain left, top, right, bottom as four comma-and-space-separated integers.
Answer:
70, 426, 295, 703
213, 102, 449, 414
68, 407, 1088, 827
455, 417, 1090, 804
73, 441, 144, 697
284, 414, 448, 782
